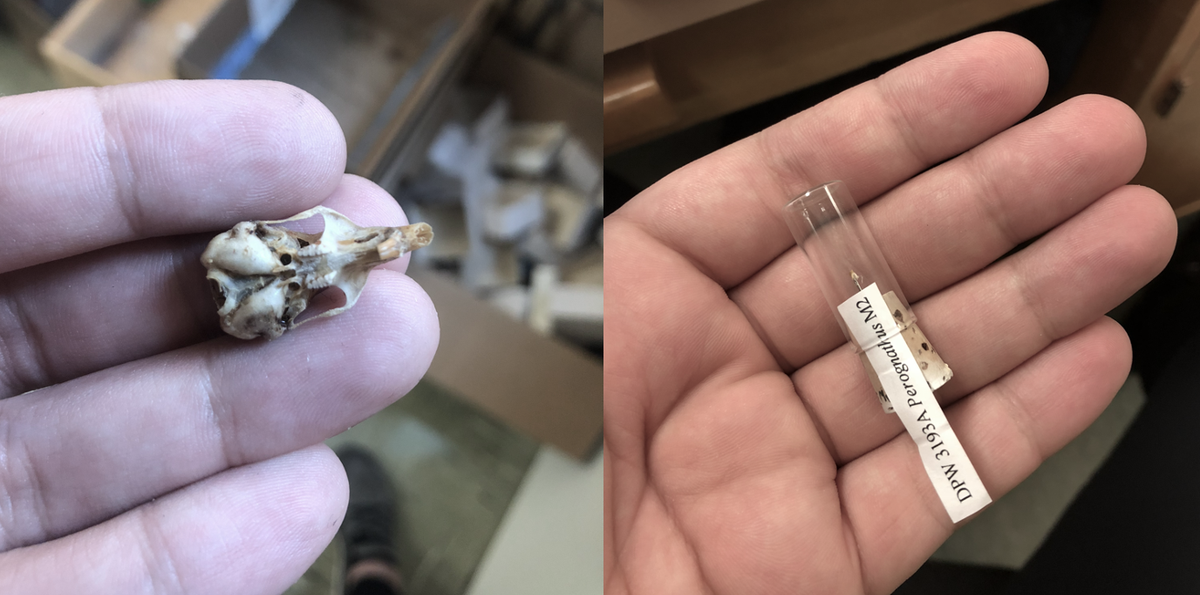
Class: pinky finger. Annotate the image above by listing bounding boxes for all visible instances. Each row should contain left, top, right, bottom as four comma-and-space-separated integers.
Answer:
0, 445, 348, 594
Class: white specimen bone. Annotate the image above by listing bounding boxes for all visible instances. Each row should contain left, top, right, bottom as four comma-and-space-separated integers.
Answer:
494, 121, 568, 178
486, 181, 545, 242
860, 290, 953, 413
202, 206, 433, 340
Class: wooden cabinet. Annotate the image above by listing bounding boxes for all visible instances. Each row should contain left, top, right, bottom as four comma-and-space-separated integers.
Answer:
1071, 0, 1200, 215
603, 0, 1200, 214
603, 0, 1053, 154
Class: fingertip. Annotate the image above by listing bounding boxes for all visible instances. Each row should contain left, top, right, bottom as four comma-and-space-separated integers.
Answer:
323, 271, 440, 410
1133, 185, 1179, 269
1097, 185, 1178, 285
1097, 315, 1133, 370
296, 444, 351, 538
1061, 94, 1147, 173
93, 79, 350, 225
973, 31, 1050, 89
372, 271, 440, 387
174, 445, 351, 592
244, 445, 351, 551
322, 174, 408, 226
233, 80, 347, 209
892, 31, 1049, 122
1033, 317, 1132, 444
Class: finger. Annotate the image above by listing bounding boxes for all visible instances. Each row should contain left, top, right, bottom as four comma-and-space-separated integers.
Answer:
793, 183, 1174, 463
841, 317, 1130, 594
0, 79, 346, 274
730, 94, 1147, 370
610, 31, 1048, 287
0, 445, 348, 594
0, 174, 407, 398
0, 271, 437, 550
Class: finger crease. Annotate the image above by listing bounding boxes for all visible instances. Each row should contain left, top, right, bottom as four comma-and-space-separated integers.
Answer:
730, 292, 792, 371
91, 87, 144, 237
626, 217, 724, 286
790, 377, 840, 462
650, 489, 719, 595
0, 415, 32, 551
991, 375, 1047, 461
198, 357, 238, 470
13, 432, 51, 549
874, 80, 934, 167
752, 121, 821, 203
1009, 257, 1061, 342
835, 475, 870, 595
0, 295, 23, 398
136, 505, 186, 594
171, 242, 216, 333
969, 154, 1025, 248
0, 293, 51, 397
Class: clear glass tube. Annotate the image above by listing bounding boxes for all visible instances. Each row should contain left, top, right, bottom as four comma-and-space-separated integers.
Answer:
783, 181, 913, 350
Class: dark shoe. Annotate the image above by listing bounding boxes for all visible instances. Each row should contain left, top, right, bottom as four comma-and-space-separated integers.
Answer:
336, 444, 405, 595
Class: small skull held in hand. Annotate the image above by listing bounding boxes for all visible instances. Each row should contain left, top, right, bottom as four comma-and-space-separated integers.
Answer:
202, 206, 433, 340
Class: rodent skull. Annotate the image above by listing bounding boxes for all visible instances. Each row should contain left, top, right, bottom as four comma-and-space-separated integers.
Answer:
202, 206, 433, 339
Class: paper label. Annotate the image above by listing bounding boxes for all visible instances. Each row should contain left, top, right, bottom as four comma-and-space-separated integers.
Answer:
837, 283, 991, 523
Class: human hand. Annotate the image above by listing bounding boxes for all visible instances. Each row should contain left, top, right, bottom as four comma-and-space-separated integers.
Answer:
604, 32, 1174, 594
0, 81, 438, 592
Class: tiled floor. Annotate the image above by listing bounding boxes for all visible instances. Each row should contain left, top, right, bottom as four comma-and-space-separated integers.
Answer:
465, 444, 604, 595
326, 381, 542, 595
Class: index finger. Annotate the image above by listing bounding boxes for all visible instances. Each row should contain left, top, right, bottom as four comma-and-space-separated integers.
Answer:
0, 79, 347, 275
609, 32, 1049, 288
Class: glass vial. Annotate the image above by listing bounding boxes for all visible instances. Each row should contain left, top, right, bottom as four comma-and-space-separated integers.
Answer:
782, 180, 914, 351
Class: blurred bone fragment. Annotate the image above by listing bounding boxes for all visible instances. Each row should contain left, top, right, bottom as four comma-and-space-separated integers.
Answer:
202, 206, 433, 340
861, 291, 954, 412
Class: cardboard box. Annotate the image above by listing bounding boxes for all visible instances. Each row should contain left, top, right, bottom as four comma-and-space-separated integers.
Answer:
403, 40, 602, 459
40, 0, 224, 87
469, 36, 600, 162
424, 39, 600, 459
179, 0, 498, 182
412, 268, 601, 459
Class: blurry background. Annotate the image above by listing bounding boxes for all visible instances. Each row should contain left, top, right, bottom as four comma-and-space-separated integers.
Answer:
0, 0, 601, 593
606, 0, 1200, 593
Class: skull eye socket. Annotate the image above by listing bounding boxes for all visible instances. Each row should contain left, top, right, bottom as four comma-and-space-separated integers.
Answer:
280, 253, 292, 265
208, 279, 226, 306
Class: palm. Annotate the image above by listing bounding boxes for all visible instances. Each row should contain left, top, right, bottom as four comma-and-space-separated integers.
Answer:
605, 32, 1175, 594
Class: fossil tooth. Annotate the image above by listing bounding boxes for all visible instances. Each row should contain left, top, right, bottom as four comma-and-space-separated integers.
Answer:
202, 206, 433, 340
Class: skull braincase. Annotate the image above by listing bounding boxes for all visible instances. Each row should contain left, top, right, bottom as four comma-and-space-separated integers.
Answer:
202, 206, 433, 340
